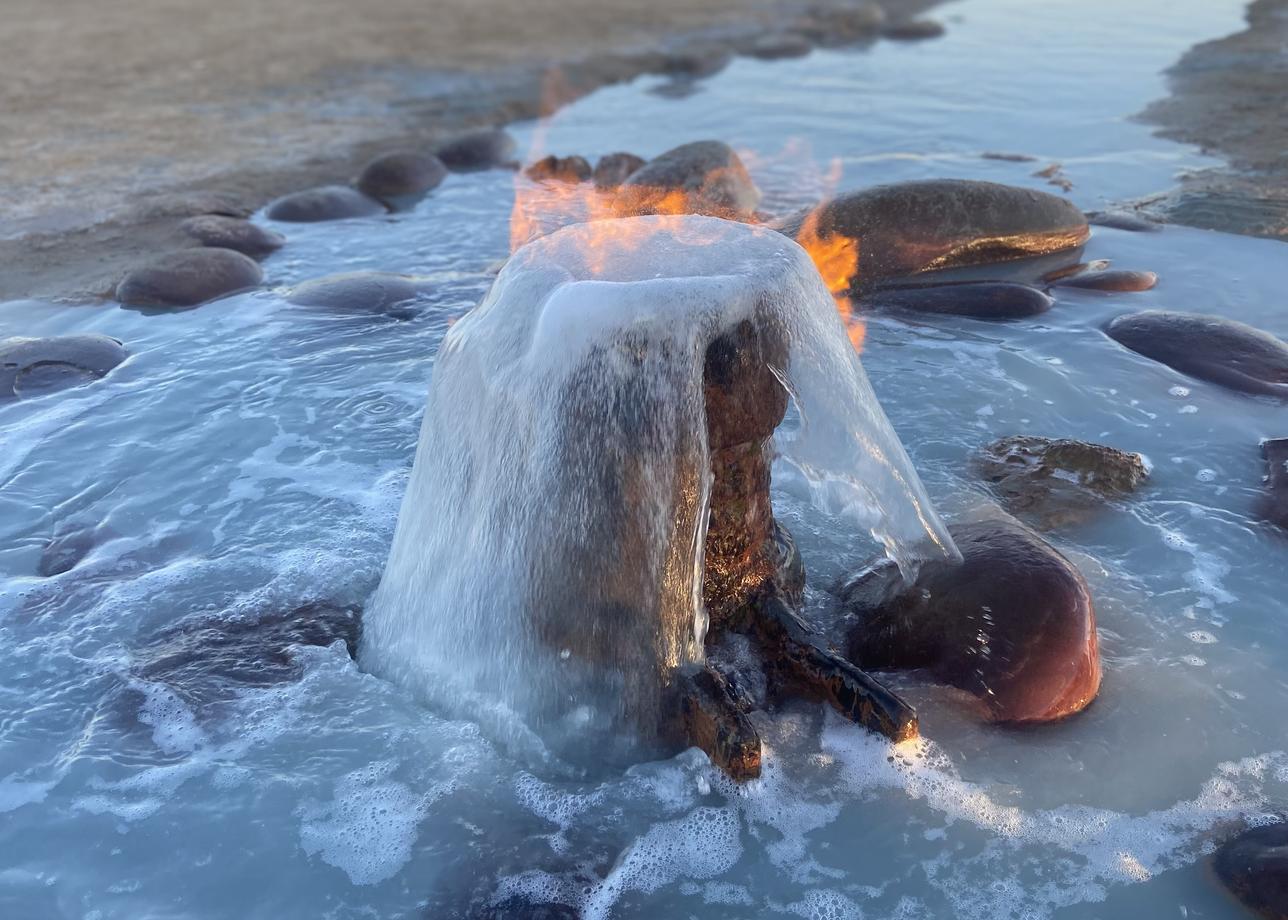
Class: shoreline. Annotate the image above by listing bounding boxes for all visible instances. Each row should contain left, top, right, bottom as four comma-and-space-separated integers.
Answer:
0, 0, 937, 304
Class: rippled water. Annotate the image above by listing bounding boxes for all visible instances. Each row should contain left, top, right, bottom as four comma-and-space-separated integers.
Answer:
4, 0, 1287, 917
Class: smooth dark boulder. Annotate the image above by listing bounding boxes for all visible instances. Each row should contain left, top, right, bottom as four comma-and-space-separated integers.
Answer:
265, 185, 385, 222
433, 128, 518, 172
1104, 311, 1288, 397
354, 150, 447, 202
523, 154, 592, 184
976, 435, 1148, 526
781, 179, 1089, 290
1087, 210, 1162, 232
137, 602, 362, 708
883, 18, 946, 40
1052, 269, 1157, 292
38, 526, 102, 576
1258, 439, 1288, 530
663, 47, 733, 80
863, 281, 1053, 319
285, 272, 424, 314
745, 32, 814, 59
841, 518, 1102, 724
180, 215, 285, 260
1213, 821, 1288, 920
617, 140, 760, 219
116, 248, 263, 308
593, 152, 646, 190
1, 334, 127, 398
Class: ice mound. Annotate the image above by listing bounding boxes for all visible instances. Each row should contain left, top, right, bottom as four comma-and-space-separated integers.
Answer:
363, 215, 954, 755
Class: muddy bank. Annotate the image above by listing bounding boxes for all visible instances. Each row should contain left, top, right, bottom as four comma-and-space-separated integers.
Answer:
0, 0, 936, 303
1138, 0, 1288, 240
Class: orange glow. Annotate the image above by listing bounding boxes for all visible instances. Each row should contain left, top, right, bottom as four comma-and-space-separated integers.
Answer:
796, 206, 864, 353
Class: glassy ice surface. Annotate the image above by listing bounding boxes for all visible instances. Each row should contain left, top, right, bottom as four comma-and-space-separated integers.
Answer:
3, 0, 1287, 917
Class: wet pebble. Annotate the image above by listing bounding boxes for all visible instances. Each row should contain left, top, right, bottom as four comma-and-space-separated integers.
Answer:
354, 150, 447, 203
1, 334, 127, 398
593, 152, 646, 190
180, 215, 285, 260
864, 281, 1053, 319
745, 32, 814, 59
265, 185, 386, 222
1041, 259, 1111, 283
1258, 438, 1288, 530
1052, 269, 1158, 292
841, 517, 1102, 724
116, 248, 263, 308
1213, 820, 1288, 920
285, 271, 426, 314
1104, 310, 1288, 397
433, 128, 518, 172
523, 154, 592, 184
618, 140, 760, 218
882, 18, 946, 40
1088, 210, 1162, 232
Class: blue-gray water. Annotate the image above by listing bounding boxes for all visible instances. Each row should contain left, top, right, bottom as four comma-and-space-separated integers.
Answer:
3, 0, 1287, 917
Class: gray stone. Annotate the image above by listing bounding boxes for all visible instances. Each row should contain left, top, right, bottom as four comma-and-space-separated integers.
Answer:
1, 334, 127, 398
285, 271, 424, 313
1104, 311, 1288, 398
618, 140, 760, 219
592, 152, 646, 190
265, 185, 385, 222
355, 150, 448, 202
1052, 269, 1157, 292
883, 19, 946, 40
180, 215, 285, 259
523, 154, 592, 184
116, 247, 263, 308
745, 33, 814, 60
863, 281, 1053, 319
1213, 820, 1288, 920
433, 128, 518, 172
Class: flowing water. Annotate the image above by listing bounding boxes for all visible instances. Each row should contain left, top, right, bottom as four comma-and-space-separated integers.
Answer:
3, 0, 1288, 917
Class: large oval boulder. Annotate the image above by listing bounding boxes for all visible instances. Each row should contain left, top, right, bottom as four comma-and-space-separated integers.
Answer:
1213, 821, 1288, 920
180, 215, 285, 260
861, 281, 1053, 319
840, 518, 1101, 724
781, 179, 1089, 289
355, 150, 448, 203
265, 185, 386, 222
285, 271, 425, 314
593, 152, 646, 190
433, 128, 518, 172
1, 334, 127, 398
617, 140, 760, 219
116, 248, 263, 308
1104, 311, 1288, 397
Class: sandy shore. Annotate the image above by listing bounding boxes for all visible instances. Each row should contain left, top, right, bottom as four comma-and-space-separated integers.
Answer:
0, 0, 935, 302
1139, 0, 1288, 240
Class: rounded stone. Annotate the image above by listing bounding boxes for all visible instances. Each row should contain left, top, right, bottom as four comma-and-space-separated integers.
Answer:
179, 215, 285, 259
781, 179, 1090, 290
116, 247, 263, 308
745, 33, 814, 60
1104, 310, 1288, 397
1087, 210, 1162, 232
863, 281, 1053, 319
523, 154, 592, 184
592, 152, 646, 190
618, 140, 761, 219
433, 128, 518, 172
1051, 269, 1158, 292
883, 18, 946, 40
264, 185, 386, 222
1, 334, 127, 398
1213, 821, 1288, 920
841, 518, 1102, 724
797, 2, 886, 45
285, 271, 424, 313
355, 150, 448, 202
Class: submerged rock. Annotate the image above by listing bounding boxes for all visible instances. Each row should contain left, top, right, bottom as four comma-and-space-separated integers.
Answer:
796, 2, 886, 45
1213, 820, 1288, 920
745, 32, 814, 59
841, 518, 1102, 724
781, 179, 1089, 290
1087, 210, 1162, 232
1052, 269, 1157, 292
116, 248, 263, 308
285, 271, 425, 314
1104, 311, 1288, 398
1041, 259, 1111, 283
523, 154, 592, 184
883, 18, 946, 40
354, 150, 447, 203
1258, 439, 1288, 530
37, 526, 104, 576
433, 128, 518, 172
180, 215, 285, 260
976, 435, 1148, 526
617, 140, 760, 219
265, 185, 385, 222
1, 334, 127, 398
137, 602, 362, 708
592, 152, 646, 190
862, 281, 1053, 319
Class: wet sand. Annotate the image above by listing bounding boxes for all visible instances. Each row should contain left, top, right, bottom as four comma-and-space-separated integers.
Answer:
1139, 0, 1288, 240
0, 0, 935, 302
